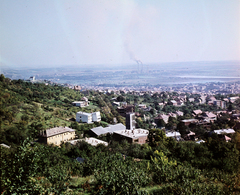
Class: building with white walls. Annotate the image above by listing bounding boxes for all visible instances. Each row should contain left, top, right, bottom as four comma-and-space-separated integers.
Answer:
76, 111, 101, 123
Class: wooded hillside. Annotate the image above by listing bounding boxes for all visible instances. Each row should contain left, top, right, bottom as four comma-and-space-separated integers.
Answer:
1, 74, 240, 194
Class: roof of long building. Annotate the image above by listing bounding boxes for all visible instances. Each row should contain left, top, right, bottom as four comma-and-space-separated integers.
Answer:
90, 123, 126, 136
76, 111, 92, 116
113, 129, 149, 139
68, 137, 108, 146
166, 131, 181, 137
214, 129, 235, 134
40, 126, 75, 137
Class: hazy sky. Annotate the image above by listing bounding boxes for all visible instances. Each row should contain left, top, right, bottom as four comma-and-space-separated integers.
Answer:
1, 0, 240, 68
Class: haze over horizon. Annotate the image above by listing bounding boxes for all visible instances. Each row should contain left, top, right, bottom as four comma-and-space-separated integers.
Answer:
1, 0, 240, 69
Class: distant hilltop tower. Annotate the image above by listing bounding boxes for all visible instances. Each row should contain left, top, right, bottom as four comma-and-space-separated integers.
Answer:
74, 85, 82, 91
29, 76, 35, 81
126, 112, 136, 130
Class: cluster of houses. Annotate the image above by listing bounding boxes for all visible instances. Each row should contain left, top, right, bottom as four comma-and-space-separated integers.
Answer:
37, 124, 236, 147
181, 110, 217, 126
38, 98, 150, 146
153, 109, 219, 127
89, 113, 149, 145
38, 112, 149, 146
155, 95, 238, 109
112, 94, 240, 132
115, 99, 227, 127
72, 97, 102, 124
154, 111, 184, 124
213, 129, 235, 142
35, 94, 239, 147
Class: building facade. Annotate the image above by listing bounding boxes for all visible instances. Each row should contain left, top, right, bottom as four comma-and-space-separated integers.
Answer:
213, 100, 226, 109
76, 112, 92, 123
165, 131, 181, 141
126, 112, 136, 130
76, 111, 101, 123
39, 126, 76, 146
92, 111, 101, 122
72, 101, 89, 107
112, 129, 149, 144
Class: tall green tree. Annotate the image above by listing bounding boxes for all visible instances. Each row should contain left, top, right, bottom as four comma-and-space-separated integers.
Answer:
94, 153, 149, 195
1, 139, 41, 194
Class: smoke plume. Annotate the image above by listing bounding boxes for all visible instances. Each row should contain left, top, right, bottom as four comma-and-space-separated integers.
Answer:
124, 42, 142, 65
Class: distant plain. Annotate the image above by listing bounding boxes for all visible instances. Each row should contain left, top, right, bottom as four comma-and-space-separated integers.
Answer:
1, 61, 240, 87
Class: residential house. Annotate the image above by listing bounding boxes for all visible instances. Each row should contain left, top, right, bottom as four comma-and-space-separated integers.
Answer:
213, 129, 235, 135
213, 100, 226, 109
92, 111, 101, 122
223, 98, 229, 102
213, 129, 235, 142
192, 109, 202, 116
181, 119, 199, 126
179, 95, 187, 102
72, 101, 89, 107
207, 96, 217, 104
169, 100, 178, 106
229, 96, 239, 103
76, 112, 92, 123
76, 111, 101, 123
202, 112, 217, 122
176, 99, 184, 106
155, 114, 169, 124
168, 112, 177, 118
175, 111, 184, 117
165, 131, 181, 141
112, 129, 149, 144
39, 126, 76, 146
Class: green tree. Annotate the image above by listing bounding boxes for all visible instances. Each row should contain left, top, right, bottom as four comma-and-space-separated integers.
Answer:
0, 74, 5, 82
157, 119, 166, 128
1, 139, 42, 194
93, 153, 149, 195
177, 122, 188, 137
147, 128, 169, 148
117, 95, 125, 102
